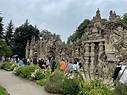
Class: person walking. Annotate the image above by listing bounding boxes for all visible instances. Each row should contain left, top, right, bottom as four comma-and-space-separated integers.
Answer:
38, 58, 43, 69
46, 58, 50, 68
51, 57, 56, 72
73, 61, 79, 73
119, 64, 127, 85
112, 63, 121, 86
60, 59, 65, 72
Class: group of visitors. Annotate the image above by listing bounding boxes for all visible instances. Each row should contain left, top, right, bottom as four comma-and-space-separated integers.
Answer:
29, 56, 83, 74
16, 56, 83, 74
37, 57, 55, 71
59, 58, 82, 73
0, 55, 83, 74
35, 57, 83, 74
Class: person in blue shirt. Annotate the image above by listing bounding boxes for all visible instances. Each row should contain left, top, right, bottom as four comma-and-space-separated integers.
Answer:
68, 61, 73, 73
18, 58, 24, 66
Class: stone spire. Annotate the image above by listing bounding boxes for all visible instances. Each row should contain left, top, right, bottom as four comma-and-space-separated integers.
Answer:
92, 8, 101, 22
109, 10, 117, 21
113, 11, 116, 18
96, 8, 101, 19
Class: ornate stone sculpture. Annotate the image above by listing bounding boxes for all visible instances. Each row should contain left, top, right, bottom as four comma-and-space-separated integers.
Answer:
26, 9, 127, 68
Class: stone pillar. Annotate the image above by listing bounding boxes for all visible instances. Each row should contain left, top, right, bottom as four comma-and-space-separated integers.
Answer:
37, 41, 41, 58
123, 30, 127, 46
80, 46, 84, 61
98, 42, 104, 66
90, 43, 95, 72
29, 47, 33, 59
29, 41, 35, 59
40, 41, 43, 58
25, 40, 29, 59
85, 43, 90, 68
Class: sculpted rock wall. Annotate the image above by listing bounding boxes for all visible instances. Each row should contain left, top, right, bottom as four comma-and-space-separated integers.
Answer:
26, 9, 127, 65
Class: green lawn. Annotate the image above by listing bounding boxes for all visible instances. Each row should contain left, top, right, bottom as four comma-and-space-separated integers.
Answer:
0, 85, 7, 95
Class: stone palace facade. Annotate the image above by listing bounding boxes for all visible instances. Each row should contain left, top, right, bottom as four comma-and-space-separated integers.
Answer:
25, 9, 127, 68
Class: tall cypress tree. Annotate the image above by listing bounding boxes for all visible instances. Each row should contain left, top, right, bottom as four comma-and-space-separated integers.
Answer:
5, 20, 14, 48
0, 12, 4, 39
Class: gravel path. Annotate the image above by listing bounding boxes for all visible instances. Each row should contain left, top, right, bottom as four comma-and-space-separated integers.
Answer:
0, 70, 58, 95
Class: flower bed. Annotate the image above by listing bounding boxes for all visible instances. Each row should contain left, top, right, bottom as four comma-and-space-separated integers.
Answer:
13, 64, 52, 86
0, 62, 18, 71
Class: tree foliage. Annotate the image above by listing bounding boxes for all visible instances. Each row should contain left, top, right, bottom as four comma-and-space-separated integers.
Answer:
67, 19, 90, 44
5, 20, 14, 49
40, 29, 61, 40
122, 13, 127, 25
102, 18, 107, 22
0, 39, 12, 57
13, 19, 40, 58
117, 13, 127, 25
0, 13, 4, 39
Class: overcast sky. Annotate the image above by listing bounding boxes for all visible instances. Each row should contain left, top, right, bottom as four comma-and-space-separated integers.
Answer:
0, 0, 127, 42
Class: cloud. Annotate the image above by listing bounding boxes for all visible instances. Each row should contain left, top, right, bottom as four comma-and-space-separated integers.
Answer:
42, 0, 75, 16
0, 0, 127, 42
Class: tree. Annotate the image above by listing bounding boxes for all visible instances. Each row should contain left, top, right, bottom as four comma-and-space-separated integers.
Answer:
40, 29, 49, 37
13, 19, 40, 58
5, 20, 14, 49
0, 39, 12, 57
102, 18, 107, 22
121, 13, 127, 25
117, 13, 127, 25
67, 19, 90, 44
116, 15, 122, 21
0, 12, 4, 39
40, 29, 61, 40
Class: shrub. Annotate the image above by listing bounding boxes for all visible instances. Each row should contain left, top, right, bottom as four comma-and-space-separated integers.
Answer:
44, 68, 52, 79
44, 71, 80, 95
44, 72, 64, 94
9, 62, 18, 70
0, 62, 7, 70
14, 64, 53, 86
60, 76, 79, 95
112, 84, 127, 95
15, 64, 40, 79
31, 69, 45, 80
78, 79, 112, 95
14, 66, 23, 75
31, 68, 52, 86
19, 66, 31, 78
36, 79, 46, 86
0, 62, 18, 71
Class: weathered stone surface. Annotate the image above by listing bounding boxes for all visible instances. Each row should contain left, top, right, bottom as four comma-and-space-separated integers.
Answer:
26, 9, 127, 66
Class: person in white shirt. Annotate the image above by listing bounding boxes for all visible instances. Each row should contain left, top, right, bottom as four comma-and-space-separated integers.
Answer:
119, 64, 127, 84
73, 61, 79, 73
